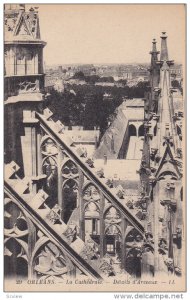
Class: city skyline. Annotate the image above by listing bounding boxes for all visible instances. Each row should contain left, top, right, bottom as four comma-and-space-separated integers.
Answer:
34, 4, 185, 65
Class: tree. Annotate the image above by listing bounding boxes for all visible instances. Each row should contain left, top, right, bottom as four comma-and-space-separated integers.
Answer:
72, 71, 85, 80
171, 80, 180, 89
47, 79, 149, 134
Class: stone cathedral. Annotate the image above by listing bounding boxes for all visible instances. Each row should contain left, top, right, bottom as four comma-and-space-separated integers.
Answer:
4, 4, 184, 284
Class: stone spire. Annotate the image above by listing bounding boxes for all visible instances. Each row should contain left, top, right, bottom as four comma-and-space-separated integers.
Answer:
150, 39, 159, 64
158, 32, 175, 138
160, 32, 169, 61
141, 33, 183, 277
150, 39, 160, 84
148, 39, 160, 113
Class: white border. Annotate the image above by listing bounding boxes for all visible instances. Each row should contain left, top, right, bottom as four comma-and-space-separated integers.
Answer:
1, 1, 189, 300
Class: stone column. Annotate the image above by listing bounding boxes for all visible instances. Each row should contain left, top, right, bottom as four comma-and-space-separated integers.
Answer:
78, 169, 85, 240
36, 128, 42, 175
153, 183, 159, 274
121, 217, 127, 271
57, 147, 64, 219
99, 192, 105, 258
27, 217, 37, 280
21, 110, 39, 178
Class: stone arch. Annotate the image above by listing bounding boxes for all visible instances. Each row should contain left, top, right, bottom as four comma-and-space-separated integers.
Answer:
103, 205, 121, 220
41, 137, 58, 209
138, 124, 144, 137
42, 156, 58, 208
105, 224, 122, 240
104, 207, 122, 258
4, 200, 29, 278
105, 224, 122, 258
83, 183, 101, 240
32, 239, 75, 281
84, 201, 100, 216
125, 227, 143, 242
129, 124, 137, 137
4, 238, 28, 278
125, 228, 143, 278
126, 248, 142, 278
40, 136, 58, 156
82, 182, 101, 202
42, 155, 57, 171
61, 159, 79, 179
62, 179, 78, 224
158, 171, 178, 181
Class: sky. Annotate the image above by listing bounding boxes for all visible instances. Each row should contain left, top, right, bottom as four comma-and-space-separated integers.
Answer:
26, 4, 186, 65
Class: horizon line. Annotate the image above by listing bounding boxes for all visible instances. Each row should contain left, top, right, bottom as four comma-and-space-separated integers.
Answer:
44, 61, 182, 66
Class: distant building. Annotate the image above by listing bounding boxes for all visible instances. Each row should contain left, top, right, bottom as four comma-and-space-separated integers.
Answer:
4, 4, 184, 286
58, 65, 63, 73
54, 78, 65, 92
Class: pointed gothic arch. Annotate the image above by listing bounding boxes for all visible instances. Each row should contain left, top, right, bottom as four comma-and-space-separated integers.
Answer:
83, 183, 100, 240
4, 200, 30, 278
125, 228, 143, 278
125, 248, 142, 278
41, 137, 58, 208
158, 170, 178, 181
104, 205, 121, 221
104, 207, 122, 258
32, 240, 75, 281
62, 179, 78, 224
61, 159, 79, 179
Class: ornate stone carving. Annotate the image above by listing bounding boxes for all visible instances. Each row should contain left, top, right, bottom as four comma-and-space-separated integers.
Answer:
164, 257, 174, 272
34, 242, 70, 279
80, 243, 98, 261
85, 158, 94, 168
99, 257, 115, 276
85, 202, 99, 213
105, 178, 114, 188
18, 80, 39, 93
126, 228, 143, 245
4, 200, 29, 277
105, 224, 121, 235
41, 138, 58, 189
105, 207, 121, 224
4, 201, 28, 238
61, 160, 79, 180
4, 13, 17, 32
63, 224, 77, 243
46, 210, 62, 225
83, 184, 100, 202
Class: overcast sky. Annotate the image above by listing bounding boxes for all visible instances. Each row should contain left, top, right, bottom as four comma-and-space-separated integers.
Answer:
33, 4, 185, 65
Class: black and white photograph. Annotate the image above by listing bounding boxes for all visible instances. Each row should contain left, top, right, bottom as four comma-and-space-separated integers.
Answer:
3, 3, 186, 293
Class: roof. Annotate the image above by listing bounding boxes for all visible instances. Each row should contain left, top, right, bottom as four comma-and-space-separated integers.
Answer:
65, 130, 100, 143
123, 98, 145, 107
94, 100, 144, 159
95, 159, 141, 182
94, 108, 128, 159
